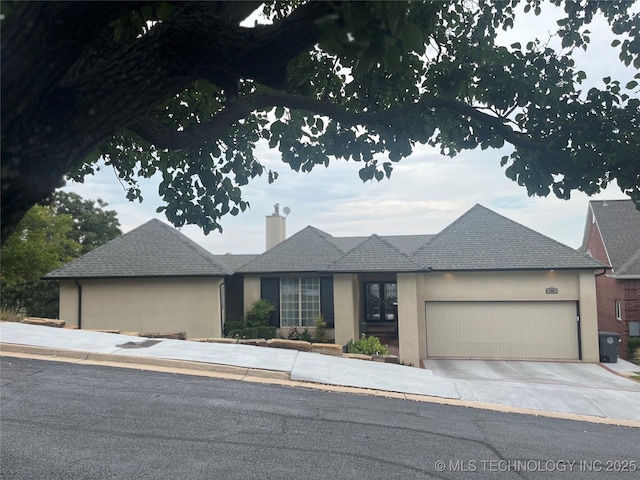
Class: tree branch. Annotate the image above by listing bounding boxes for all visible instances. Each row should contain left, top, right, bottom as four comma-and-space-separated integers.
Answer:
131, 91, 546, 153
1, 2, 142, 131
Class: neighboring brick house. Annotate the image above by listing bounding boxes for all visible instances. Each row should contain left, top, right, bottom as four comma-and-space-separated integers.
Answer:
580, 200, 640, 359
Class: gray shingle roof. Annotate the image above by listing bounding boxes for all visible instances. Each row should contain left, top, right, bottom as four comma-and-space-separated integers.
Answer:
212, 254, 259, 272
45, 219, 233, 279
328, 235, 422, 272
381, 235, 435, 255
332, 235, 433, 255
411, 204, 604, 271
238, 226, 344, 273
589, 200, 640, 277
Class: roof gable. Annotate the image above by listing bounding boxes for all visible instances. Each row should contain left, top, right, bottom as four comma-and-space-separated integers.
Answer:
212, 254, 259, 272
328, 235, 422, 272
238, 226, 344, 273
588, 200, 640, 276
45, 219, 232, 278
412, 204, 604, 271
331, 234, 433, 255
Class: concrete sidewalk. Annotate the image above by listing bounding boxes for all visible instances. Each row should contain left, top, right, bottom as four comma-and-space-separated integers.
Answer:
2, 322, 639, 426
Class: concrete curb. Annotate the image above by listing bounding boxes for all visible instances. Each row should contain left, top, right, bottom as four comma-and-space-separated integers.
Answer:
1, 343, 639, 428
0, 343, 289, 381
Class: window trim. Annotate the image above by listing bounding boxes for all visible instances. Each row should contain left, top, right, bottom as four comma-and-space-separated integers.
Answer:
615, 300, 622, 321
280, 276, 320, 328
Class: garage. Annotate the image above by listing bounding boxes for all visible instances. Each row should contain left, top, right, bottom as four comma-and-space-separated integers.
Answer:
425, 301, 580, 360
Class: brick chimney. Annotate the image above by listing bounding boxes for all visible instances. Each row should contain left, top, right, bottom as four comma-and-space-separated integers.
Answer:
266, 203, 287, 250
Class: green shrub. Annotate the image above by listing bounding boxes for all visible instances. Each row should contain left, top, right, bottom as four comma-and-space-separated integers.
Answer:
627, 337, 640, 357
0, 304, 26, 323
227, 329, 244, 338
223, 321, 244, 336
242, 327, 259, 339
314, 315, 327, 343
346, 335, 390, 355
287, 328, 299, 340
630, 347, 640, 366
245, 299, 275, 327
288, 327, 314, 342
257, 326, 277, 339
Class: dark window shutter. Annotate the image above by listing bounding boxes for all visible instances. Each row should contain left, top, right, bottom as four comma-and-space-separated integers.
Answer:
260, 278, 280, 327
320, 276, 334, 328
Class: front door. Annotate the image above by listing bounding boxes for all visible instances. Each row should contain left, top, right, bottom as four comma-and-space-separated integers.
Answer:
364, 282, 397, 323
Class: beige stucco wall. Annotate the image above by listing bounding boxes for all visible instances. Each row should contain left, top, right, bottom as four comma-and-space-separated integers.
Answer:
397, 273, 426, 365
60, 280, 80, 327
422, 270, 581, 301
578, 271, 599, 362
394, 270, 599, 366
333, 274, 361, 346
59, 277, 223, 338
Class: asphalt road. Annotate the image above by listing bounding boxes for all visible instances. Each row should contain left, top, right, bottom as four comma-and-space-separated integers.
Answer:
1, 357, 638, 480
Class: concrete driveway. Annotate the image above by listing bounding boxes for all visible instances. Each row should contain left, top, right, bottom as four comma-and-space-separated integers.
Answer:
422, 359, 638, 389
422, 359, 640, 421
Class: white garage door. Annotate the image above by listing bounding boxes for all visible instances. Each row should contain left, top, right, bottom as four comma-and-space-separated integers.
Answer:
426, 301, 579, 360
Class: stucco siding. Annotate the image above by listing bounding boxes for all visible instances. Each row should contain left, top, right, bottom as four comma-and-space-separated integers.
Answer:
60, 277, 223, 338
423, 270, 580, 301
334, 274, 360, 346
578, 271, 600, 361
397, 273, 426, 366
59, 280, 79, 327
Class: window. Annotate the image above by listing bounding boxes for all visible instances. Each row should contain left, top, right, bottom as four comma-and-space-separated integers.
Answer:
280, 277, 320, 327
615, 300, 622, 321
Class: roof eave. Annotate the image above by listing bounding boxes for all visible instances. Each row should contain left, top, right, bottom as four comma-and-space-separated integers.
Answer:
43, 273, 229, 280
424, 266, 606, 273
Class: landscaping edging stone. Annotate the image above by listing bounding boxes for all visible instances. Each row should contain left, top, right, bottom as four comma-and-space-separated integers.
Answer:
22, 318, 65, 328
266, 338, 312, 351
372, 354, 400, 364
139, 331, 187, 340
311, 343, 343, 356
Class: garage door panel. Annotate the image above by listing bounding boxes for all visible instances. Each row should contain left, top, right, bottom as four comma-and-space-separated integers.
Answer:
426, 301, 578, 360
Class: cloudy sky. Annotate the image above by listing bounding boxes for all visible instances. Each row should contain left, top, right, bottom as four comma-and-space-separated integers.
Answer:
63, 3, 635, 254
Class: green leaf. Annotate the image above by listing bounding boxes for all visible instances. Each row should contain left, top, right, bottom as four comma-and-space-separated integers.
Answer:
401, 22, 425, 54
157, 2, 174, 21
625, 80, 638, 89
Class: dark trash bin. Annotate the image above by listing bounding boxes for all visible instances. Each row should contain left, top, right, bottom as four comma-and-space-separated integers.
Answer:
598, 332, 621, 363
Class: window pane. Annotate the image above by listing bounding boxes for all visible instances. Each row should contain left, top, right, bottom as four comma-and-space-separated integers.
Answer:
280, 278, 298, 327
279, 277, 320, 327
300, 277, 320, 327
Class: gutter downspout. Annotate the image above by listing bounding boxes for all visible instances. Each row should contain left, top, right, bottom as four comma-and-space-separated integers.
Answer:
219, 280, 226, 337
74, 280, 83, 329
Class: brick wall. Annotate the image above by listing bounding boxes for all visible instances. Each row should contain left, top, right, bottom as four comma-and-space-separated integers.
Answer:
622, 280, 640, 358
584, 213, 628, 359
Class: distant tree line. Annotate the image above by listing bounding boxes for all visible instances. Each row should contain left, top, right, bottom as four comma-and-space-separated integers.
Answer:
1, 192, 121, 319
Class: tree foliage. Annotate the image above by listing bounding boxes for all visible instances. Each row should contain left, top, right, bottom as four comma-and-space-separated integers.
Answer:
52, 192, 122, 254
0, 194, 121, 318
2, 1, 639, 242
0, 207, 80, 317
